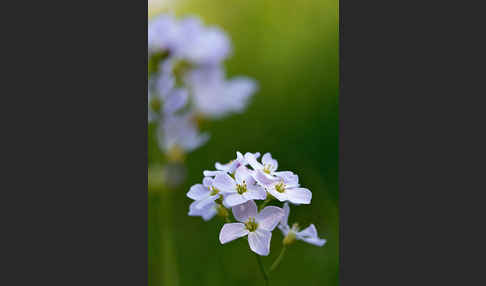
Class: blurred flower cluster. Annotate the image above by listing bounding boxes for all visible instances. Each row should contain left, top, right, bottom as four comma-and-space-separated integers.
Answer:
188, 152, 326, 258
148, 14, 258, 160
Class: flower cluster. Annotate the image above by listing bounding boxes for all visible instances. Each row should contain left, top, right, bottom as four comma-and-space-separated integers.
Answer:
148, 15, 258, 157
187, 152, 326, 257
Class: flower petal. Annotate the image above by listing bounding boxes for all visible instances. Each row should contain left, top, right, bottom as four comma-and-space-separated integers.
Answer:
194, 195, 219, 210
255, 170, 279, 186
262, 153, 278, 172
232, 200, 258, 222
188, 201, 217, 221
267, 188, 289, 202
202, 177, 214, 187
256, 206, 284, 231
248, 229, 271, 256
187, 184, 209, 200
280, 202, 290, 227
234, 166, 254, 185
285, 187, 312, 204
243, 186, 267, 201
219, 223, 249, 244
223, 193, 248, 207
297, 225, 326, 246
244, 152, 263, 170
274, 171, 299, 187
213, 173, 236, 193
203, 170, 226, 177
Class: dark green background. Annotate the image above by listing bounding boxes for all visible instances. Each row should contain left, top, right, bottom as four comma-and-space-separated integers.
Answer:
149, 0, 339, 285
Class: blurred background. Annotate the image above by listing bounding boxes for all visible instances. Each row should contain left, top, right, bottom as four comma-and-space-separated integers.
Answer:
148, 0, 339, 285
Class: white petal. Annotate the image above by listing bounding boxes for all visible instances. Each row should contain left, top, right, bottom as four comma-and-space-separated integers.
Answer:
280, 202, 290, 227
234, 166, 254, 185
244, 152, 263, 170
187, 184, 209, 200
188, 201, 217, 221
219, 223, 249, 244
243, 186, 267, 201
215, 161, 232, 171
298, 224, 318, 237
223, 193, 248, 207
274, 171, 299, 187
267, 188, 289, 202
213, 173, 236, 193
262, 153, 278, 172
285, 187, 312, 204
202, 177, 214, 187
248, 229, 271, 256
232, 200, 257, 222
194, 195, 219, 210
256, 206, 284, 231
203, 170, 225, 177
297, 224, 326, 246
255, 170, 279, 186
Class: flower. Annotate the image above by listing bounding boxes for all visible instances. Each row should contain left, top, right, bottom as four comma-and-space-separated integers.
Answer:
158, 112, 209, 154
186, 67, 258, 118
203, 151, 260, 178
213, 166, 267, 207
278, 203, 326, 246
257, 170, 312, 204
187, 177, 221, 210
219, 200, 284, 255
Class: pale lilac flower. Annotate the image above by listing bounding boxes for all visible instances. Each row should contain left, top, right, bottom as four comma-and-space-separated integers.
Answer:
187, 177, 220, 221
203, 151, 260, 178
213, 166, 266, 207
175, 22, 231, 65
278, 203, 326, 246
186, 67, 258, 118
244, 152, 292, 183
148, 14, 183, 55
219, 200, 284, 256
158, 113, 209, 153
256, 170, 312, 205
187, 177, 220, 210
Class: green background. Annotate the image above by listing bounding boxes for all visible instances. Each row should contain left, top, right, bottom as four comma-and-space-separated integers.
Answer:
149, 0, 339, 285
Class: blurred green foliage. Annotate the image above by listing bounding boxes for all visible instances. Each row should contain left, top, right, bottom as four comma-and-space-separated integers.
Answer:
149, 0, 339, 285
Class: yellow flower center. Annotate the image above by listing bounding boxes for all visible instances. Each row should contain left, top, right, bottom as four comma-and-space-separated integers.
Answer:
245, 217, 258, 232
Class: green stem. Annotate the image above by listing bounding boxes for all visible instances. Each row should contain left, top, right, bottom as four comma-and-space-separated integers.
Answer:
259, 197, 272, 211
256, 254, 270, 286
270, 245, 287, 272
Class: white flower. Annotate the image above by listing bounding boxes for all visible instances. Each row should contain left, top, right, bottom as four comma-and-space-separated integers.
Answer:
219, 200, 284, 256
158, 113, 209, 153
187, 177, 220, 210
278, 203, 326, 246
186, 67, 257, 118
187, 177, 220, 221
213, 166, 266, 207
244, 152, 293, 183
203, 151, 260, 178
148, 14, 183, 55
257, 170, 312, 204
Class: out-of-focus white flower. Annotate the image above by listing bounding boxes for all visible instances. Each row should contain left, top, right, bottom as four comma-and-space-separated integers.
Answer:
257, 169, 312, 205
278, 203, 326, 246
219, 200, 284, 256
148, 14, 182, 55
187, 67, 258, 118
213, 166, 266, 207
162, 88, 188, 114
158, 113, 209, 153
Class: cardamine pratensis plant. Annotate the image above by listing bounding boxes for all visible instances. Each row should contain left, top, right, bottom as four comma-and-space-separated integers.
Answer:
187, 152, 326, 284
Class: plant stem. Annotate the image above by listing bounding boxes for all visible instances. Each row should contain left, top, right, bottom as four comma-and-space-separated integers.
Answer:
259, 197, 272, 210
270, 245, 287, 272
256, 254, 270, 286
